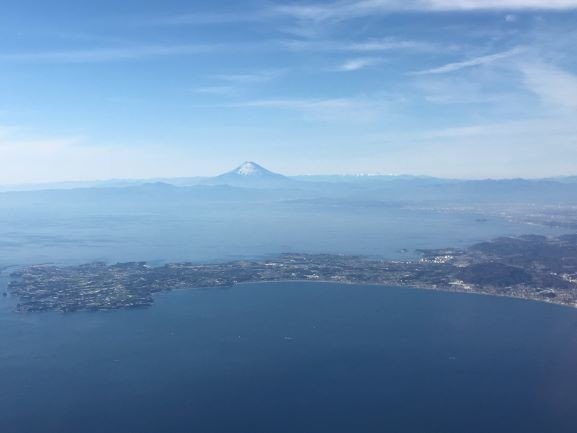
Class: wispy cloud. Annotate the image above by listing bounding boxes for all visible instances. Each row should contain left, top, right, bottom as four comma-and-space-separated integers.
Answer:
0, 43, 245, 63
414, 76, 511, 104
282, 38, 437, 52
411, 48, 524, 75
191, 70, 283, 97
368, 115, 577, 178
428, 0, 577, 11
234, 98, 361, 109
337, 57, 383, 71
275, 0, 577, 22
417, 117, 577, 155
273, 3, 344, 21
144, 11, 269, 26
191, 86, 239, 96
520, 62, 577, 110
0, 36, 437, 66
231, 97, 389, 122
211, 70, 284, 84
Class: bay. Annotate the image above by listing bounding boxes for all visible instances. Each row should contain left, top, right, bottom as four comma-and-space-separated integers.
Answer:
1, 282, 577, 433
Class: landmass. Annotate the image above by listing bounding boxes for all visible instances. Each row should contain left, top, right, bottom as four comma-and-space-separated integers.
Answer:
7, 234, 577, 312
409, 203, 577, 230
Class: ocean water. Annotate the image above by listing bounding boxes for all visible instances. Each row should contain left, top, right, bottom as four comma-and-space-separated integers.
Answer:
1, 282, 577, 433
0, 201, 565, 267
0, 198, 574, 432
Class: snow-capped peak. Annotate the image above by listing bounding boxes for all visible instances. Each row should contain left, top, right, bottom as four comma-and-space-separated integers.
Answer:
235, 161, 266, 176
211, 162, 289, 187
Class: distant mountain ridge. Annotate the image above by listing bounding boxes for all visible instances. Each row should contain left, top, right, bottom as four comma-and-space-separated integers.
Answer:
2, 161, 577, 193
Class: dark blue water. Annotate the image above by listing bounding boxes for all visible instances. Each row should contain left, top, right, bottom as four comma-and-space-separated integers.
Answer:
1, 282, 577, 433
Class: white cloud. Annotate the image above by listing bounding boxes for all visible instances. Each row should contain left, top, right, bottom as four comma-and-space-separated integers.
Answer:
428, 0, 577, 10
411, 48, 523, 75
337, 57, 382, 71
191, 86, 239, 96
0, 44, 224, 63
0, 42, 270, 64
274, 0, 577, 22
520, 62, 577, 110
273, 4, 340, 21
282, 38, 436, 52
231, 97, 388, 122
0, 36, 436, 67
235, 98, 359, 109
211, 70, 283, 83
415, 76, 509, 104
413, 118, 577, 152
145, 12, 268, 26
190, 70, 283, 97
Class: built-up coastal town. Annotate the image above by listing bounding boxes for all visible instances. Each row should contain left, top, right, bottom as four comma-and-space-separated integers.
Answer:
7, 234, 577, 313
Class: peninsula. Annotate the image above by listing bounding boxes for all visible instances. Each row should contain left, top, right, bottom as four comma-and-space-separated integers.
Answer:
8, 234, 577, 312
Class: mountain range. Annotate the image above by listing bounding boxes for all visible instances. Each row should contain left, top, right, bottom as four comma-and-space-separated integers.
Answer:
1, 162, 577, 206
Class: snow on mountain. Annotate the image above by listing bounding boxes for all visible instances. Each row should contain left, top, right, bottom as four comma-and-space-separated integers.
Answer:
206, 161, 293, 188
231, 161, 278, 177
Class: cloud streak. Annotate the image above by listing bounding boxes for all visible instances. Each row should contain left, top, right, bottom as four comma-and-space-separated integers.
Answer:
144, 11, 269, 26
411, 48, 524, 75
0, 43, 252, 63
211, 70, 283, 83
520, 62, 577, 110
275, 0, 577, 22
283, 38, 437, 52
337, 57, 383, 71
428, 0, 577, 10
230, 97, 389, 122
0, 44, 220, 63
191, 86, 239, 96
0, 38, 433, 64
191, 70, 283, 97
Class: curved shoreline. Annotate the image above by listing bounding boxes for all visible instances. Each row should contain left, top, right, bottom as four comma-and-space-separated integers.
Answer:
9, 235, 577, 313
222, 279, 577, 311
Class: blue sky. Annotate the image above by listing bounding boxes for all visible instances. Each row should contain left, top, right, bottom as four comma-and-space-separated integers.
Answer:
1, 0, 577, 183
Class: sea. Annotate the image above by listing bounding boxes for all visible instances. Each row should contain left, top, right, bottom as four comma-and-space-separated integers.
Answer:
1, 202, 576, 432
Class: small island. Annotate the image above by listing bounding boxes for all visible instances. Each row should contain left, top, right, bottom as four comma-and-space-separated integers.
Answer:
8, 234, 577, 312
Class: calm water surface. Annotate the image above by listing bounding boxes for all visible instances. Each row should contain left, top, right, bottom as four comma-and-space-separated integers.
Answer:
0, 203, 565, 266
1, 282, 577, 433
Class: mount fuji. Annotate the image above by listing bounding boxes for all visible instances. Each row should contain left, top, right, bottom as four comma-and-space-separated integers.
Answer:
207, 162, 294, 188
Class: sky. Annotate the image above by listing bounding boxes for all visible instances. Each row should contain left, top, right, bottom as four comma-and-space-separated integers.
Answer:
1, 0, 577, 183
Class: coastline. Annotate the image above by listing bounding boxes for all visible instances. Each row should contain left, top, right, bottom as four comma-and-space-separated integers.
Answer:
230, 279, 577, 311
8, 234, 577, 313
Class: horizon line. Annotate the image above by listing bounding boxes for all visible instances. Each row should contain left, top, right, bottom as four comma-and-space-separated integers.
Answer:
1, 171, 576, 189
